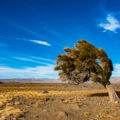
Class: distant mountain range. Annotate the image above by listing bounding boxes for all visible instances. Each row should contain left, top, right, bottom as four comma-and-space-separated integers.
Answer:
0, 77, 119, 83
0, 78, 61, 83
110, 77, 120, 83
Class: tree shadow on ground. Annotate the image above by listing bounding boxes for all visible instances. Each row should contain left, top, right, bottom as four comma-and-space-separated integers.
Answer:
89, 91, 120, 98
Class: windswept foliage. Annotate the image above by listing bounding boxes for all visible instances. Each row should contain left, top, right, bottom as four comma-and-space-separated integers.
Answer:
54, 40, 113, 86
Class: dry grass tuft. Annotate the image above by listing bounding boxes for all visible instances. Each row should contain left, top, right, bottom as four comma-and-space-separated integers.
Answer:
0, 106, 26, 119
84, 112, 90, 116
0, 83, 120, 120
14, 102, 21, 105
34, 100, 45, 107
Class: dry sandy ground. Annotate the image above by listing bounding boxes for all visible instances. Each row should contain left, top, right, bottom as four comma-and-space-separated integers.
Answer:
0, 83, 120, 120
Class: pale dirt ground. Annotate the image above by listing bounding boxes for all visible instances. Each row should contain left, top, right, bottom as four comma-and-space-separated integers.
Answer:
0, 83, 120, 120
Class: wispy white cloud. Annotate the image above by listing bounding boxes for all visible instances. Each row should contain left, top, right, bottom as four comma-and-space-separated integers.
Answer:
112, 64, 120, 76
0, 18, 52, 46
0, 65, 58, 79
30, 40, 51, 46
0, 18, 47, 40
0, 18, 63, 48
13, 57, 52, 65
99, 14, 120, 33
31, 56, 54, 63
16, 38, 51, 46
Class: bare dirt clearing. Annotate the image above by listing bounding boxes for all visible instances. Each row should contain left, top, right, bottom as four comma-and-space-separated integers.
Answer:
0, 83, 120, 120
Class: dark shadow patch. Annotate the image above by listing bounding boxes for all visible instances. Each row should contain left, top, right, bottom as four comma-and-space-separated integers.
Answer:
88, 91, 120, 98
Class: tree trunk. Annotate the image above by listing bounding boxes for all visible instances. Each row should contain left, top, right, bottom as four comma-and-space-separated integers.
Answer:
105, 83, 120, 103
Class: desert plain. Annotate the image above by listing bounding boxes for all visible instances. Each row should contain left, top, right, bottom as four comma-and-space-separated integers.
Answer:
0, 83, 120, 120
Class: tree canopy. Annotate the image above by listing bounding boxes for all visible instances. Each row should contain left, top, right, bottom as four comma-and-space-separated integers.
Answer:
54, 40, 113, 86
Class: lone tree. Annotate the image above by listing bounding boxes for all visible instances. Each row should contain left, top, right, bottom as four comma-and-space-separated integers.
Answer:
54, 40, 119, 103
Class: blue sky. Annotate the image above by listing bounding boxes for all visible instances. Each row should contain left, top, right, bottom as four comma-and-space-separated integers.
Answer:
0, 0, 120, 79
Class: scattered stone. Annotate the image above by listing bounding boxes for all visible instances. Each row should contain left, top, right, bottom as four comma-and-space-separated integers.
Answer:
43, 91, 49, 94
69, 98, 73, 101
45, 98, 50, 101
35, 115, 39, 118
61, 98, 65, 101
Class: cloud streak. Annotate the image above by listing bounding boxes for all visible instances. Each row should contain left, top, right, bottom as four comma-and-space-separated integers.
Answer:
30, 40, 51, 46
16, 38, 51, 46
0, 18, 48, 40
0, 18, 52, 46
0, 65, 58, 79
13, 57, 52, 65
31, 56, 54, 63
99, 14, 120, 33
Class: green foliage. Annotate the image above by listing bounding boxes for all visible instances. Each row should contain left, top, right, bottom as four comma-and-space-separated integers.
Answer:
54, 40, 113, 85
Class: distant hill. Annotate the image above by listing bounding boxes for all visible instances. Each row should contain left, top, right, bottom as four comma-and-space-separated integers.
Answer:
0, 78, 61, 83
0, 77, 119, 83
110, 77, 120, 83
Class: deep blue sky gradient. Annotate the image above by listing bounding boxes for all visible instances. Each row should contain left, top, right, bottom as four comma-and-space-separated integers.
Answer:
0, 0, 120, 78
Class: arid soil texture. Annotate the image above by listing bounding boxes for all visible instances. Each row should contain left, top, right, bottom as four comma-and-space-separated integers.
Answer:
0, 83, 120, 120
